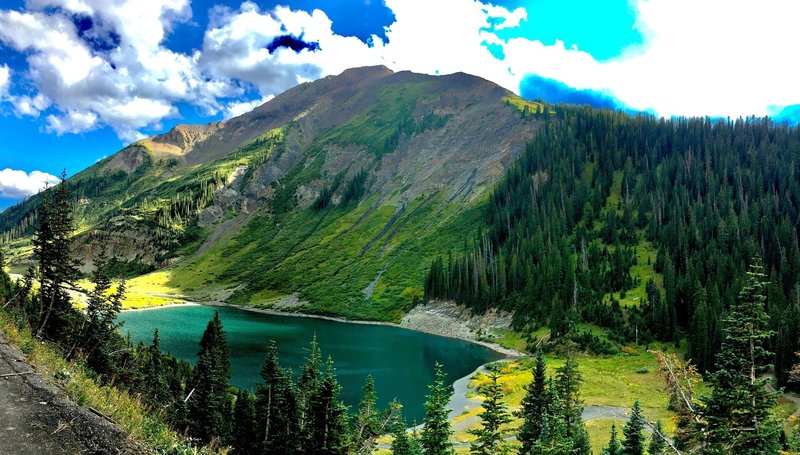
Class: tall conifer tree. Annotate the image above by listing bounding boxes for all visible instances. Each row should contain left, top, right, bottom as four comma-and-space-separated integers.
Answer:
701, 260, 781, 452
469, 364, 511, 454
421, 363, 454, 455
188, 311, 232, 443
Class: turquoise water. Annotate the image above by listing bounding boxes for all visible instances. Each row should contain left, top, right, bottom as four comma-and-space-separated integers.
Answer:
118, 305, 502, 422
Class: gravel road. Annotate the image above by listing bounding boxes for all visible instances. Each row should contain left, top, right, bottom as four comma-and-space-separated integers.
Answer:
0, 334, 145, 454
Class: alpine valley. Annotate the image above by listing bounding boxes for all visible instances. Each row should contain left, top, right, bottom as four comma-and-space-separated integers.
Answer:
3, 65, 800, 454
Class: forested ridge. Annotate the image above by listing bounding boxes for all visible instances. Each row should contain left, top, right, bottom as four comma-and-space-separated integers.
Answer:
426, 106, 800, 388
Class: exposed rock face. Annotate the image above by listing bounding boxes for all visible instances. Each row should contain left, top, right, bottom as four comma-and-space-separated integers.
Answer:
401, 300, 513, 340
137, 122, 225, 159
102, 146, 146, 174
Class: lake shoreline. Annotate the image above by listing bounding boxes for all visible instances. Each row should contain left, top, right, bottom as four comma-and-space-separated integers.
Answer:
121, 300, 525, 358
203, 301, 527, 359
121, 299, 525, 426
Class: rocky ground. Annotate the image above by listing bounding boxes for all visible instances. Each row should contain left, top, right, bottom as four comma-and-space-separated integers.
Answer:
400, 300, 523, 357
0, 335, 144, 455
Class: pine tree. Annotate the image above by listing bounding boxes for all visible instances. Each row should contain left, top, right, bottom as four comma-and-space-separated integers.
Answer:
421, 362, 455, 455
390, 405, 422, 455
601, 424, 621, 455
33, 173, 80, 341
701, 260, 781, 453
556, 350, 584, 438
256, 341, 300, 454
647, 421, 667, 455
256, 340, 281, 447
143, 329, 170, 407
517, 350, 550, 453
469, 364, 511, 454
188, 311, 232, 443
531, 384, 572, 455
353, 375, 381, 454
78, 243, 125, 374
299, 335, 324, 452
232, 389, 258, 454
306, 357, 351, 454
621, 400, 645, 455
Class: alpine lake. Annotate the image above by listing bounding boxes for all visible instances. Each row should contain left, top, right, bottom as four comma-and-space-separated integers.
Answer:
118, 305, 504, 422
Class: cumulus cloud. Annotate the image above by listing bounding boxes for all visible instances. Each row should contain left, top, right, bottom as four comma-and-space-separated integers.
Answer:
224, 95, 275, 119
0, 168, 60, 199
0, 0, 234, 141
1, 0, 799, 141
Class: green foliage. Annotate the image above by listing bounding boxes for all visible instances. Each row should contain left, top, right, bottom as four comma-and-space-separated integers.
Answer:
232, 389, 258, 454
424, 106, 800, 394
517, 350, 550, 452
621, 400, 645, 455
72, 244, 126, 374
391, 406, 422, 455
647, 421, 667, 455
556, 350, 584, 438
601, 424, 621, 455
32, 172, 82, 341
341, 167, 370, 206
469, 364, 512, 454
188, 311, 233, 443
701, 261, 782, 453
353, 375, 381, 454
421, 363, 455, 455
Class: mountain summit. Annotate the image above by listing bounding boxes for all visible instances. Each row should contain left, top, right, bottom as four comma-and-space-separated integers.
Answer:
0, 66, 542, 318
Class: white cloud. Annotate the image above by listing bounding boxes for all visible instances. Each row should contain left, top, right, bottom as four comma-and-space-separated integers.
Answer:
46, 109, 98, 135
0, 1, 235, 142
0, 168, 60, 199
224, 95, 275, 119
0, 65, 9, 96
1, 0, 799, 141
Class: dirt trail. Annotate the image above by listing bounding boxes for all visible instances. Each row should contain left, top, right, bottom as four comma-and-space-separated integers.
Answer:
0, 334, 144, 454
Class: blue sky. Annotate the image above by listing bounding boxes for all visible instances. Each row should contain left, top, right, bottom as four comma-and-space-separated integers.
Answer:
1, 0, 799, 210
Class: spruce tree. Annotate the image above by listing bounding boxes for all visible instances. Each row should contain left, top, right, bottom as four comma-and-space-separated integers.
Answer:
306, 357, 350, 454
517, 350, 550, 453
531, 384, 572, 455
79, 244, 125, 374
143, 329, 170, 407
469, 364, 511, 454
256, 340, 281, 447
621, 400, 645, 455
33, 173, 80, 341
421, 362, 454, 455
256, 341, 300, 454
390, 405, 422, 455
701, 261, 781, 453
298, 335, 324, 451
353, 375, 381, 454
647, 421, 667, 455
555, 350, 584, 438
232, 389, 258, 454
601, 424, 621, 455
188, 311, 232, 443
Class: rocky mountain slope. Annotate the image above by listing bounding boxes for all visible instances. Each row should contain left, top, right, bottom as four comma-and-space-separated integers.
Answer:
0, 66, 543, 320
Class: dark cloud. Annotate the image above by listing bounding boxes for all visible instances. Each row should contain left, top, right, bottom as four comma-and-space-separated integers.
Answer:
520, 74, 624, 110
266, 34, 320, 54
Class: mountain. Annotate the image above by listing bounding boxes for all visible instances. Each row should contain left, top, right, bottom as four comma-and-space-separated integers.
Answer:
0, 65, 543, 320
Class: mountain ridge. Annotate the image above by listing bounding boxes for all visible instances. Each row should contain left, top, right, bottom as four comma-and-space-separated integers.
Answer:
0, 65, 543, 320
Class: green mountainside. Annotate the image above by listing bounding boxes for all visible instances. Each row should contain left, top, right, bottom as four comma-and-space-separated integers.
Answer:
0, 66, 541, 320
3, 66, 800, 393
